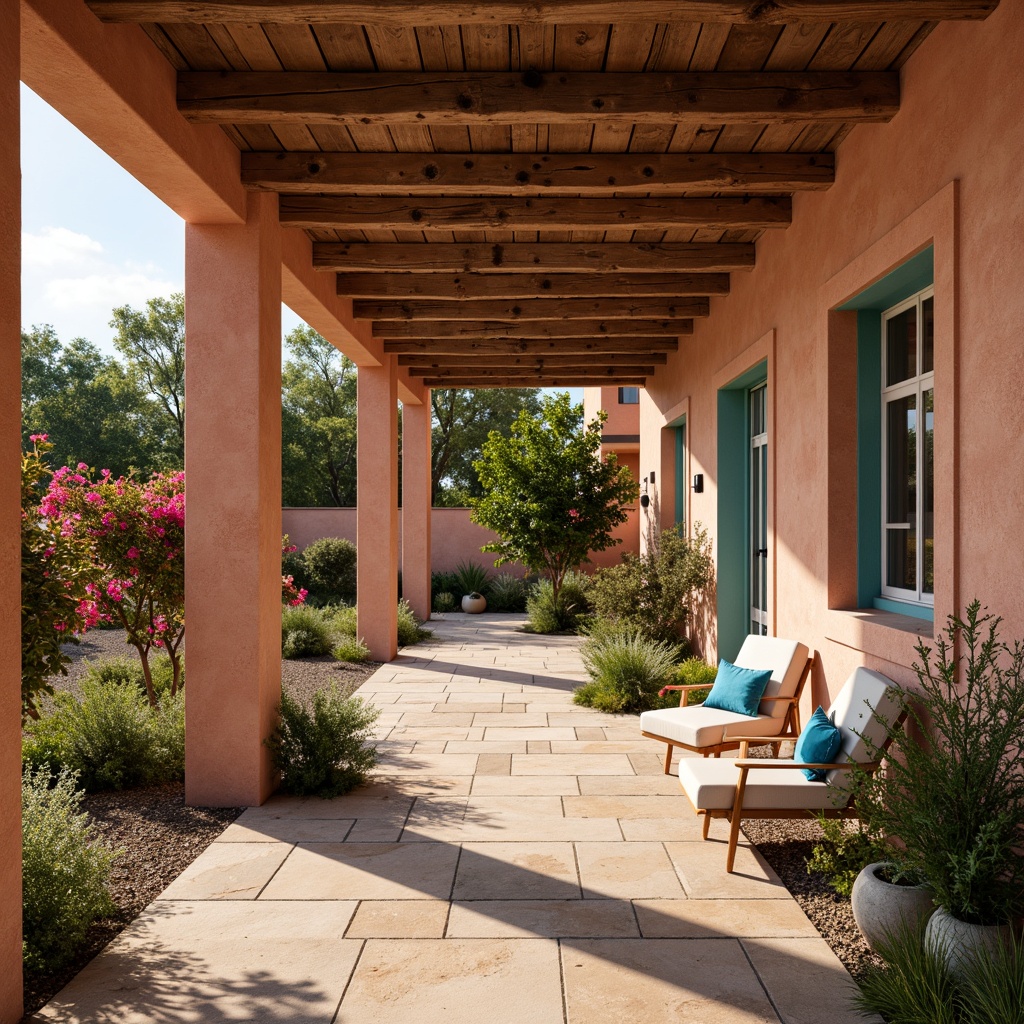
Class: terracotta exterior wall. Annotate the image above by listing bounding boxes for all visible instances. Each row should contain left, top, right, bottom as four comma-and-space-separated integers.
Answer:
282, 507, 528, 577
640, 3, 1024, 710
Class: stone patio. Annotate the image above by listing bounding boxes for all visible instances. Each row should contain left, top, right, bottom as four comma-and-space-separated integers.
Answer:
33, 614, 870, 1024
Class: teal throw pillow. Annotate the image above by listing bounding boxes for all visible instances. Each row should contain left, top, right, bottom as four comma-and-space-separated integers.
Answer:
794, 706, 842, 782
702, 659, 773, 717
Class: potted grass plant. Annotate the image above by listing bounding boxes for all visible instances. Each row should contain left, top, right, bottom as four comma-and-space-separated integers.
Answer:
849, 601, 1024, 974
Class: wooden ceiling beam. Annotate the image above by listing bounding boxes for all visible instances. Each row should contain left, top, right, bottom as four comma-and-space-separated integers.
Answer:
422, 377, 647, 388
179, 71, 898, 127
315, 242, 752, 274
355, 297, 708, 322
244, 152, 833, 195
284, 196, 790, 233
337, 272, 731, 300
398, 352, 668, 368
88, 2, 999, 26
383, 337, 677, 355
411, 364, 656, 377
375, 319, 691, 339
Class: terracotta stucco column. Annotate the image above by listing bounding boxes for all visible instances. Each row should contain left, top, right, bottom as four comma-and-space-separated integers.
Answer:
0, 1, 22, 1016
357, 358, 399, 661
184, 192, 282, 806
402, 394, 433, 622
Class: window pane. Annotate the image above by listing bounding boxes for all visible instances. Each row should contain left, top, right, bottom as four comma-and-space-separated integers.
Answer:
760, 444, 768, 611
922, 297, 934, 374
922, 388, 934, 594
751, 451, 760, 609
886, 395, 917, 592
886, 305, 917, 386
886, 528, 916, 592
618, 387, 639, 404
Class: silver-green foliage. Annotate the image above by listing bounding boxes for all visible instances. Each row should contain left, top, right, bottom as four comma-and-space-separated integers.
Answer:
22, 669, 185, 791
487, 572, 530, 613
855, 924, 1024, 1024
331, 600, 431, 648
526, 571, 592, 634
432, 591, 458, 613
453, 559, 489, 597
22, 767, 116, 972
331, 635, 370, 663
267, 686, 380, 798
575, 627, 681, 714
282, 605, 336, 658
852, 601, 1024, 924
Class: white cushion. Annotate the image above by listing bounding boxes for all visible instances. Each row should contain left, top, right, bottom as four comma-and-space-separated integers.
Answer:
640, 705, 781, 748
825, 667, 899, 786
733, 635, 810, 719
678, 757, 852, 811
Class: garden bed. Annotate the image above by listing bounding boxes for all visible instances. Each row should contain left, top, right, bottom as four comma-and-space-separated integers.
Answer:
23, 637, 378, 1018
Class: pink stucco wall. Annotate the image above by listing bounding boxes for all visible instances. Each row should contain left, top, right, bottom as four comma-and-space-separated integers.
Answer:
283, 507, 528, 577
640, 3, 1024, 711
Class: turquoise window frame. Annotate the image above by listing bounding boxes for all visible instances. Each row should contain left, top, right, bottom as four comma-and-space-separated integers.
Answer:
717, 360, 767, 661
674, 422, 686, 528
838, 246, 934, 622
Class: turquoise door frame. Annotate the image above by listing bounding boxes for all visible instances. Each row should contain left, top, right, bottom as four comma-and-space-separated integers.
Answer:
717, 361, 768, 661
674, 422, 686, 529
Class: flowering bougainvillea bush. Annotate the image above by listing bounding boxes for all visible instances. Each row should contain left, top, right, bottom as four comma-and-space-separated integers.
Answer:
21, 436, 96, 719
40, 454, 185, 707
281, 536, 309, 607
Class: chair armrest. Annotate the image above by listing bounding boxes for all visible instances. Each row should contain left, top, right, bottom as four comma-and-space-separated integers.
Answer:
757, 695, 798, 703
659, 684, 711, 693
735, 760, 880, 771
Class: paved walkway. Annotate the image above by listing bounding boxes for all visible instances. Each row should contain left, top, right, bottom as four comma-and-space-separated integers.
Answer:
35, 614, 865, 1024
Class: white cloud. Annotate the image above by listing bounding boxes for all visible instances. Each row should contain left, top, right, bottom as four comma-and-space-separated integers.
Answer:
45, 271, 179, 311
22, 226, 104, 268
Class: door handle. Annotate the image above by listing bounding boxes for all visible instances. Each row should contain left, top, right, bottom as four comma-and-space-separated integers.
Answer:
756, 548, 768, 557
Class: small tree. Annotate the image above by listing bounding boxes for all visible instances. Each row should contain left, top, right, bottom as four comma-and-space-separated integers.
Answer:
472, 393, 637, 613
21, 435, 96, 720
43, 466, 185, 705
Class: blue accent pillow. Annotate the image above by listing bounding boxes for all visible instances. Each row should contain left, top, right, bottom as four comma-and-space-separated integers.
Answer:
794, 706, 843, 782
702, 659, 773, 717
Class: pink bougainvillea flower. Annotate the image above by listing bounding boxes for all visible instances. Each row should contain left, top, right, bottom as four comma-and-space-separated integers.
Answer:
126, 546, 140, 559
29, 433, 48, 443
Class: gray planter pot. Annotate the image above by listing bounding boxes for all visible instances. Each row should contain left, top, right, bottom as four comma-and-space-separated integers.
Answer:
851, 861, 936, 952
924, 906, 1014, 978
461, 593, 487, 613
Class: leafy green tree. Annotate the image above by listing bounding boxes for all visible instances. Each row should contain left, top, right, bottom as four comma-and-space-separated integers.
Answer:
432, 388, 542, 506
21, 326, 160, 479
472, 392, 637, 612
110, 293, 186, 465
281, 326, 358, 506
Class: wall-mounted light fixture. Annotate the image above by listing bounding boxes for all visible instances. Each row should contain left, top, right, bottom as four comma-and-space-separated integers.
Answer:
692, 474, 704, 493
640, 477, 650, 509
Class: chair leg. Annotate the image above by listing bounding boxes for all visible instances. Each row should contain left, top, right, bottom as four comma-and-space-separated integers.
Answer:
771, 741, 781, 757
663, 744, 673, 775
726, 813, 743, 873
701, 812, 711, 841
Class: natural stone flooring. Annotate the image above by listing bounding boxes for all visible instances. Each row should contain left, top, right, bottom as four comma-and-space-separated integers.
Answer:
34, 613, 868, 1023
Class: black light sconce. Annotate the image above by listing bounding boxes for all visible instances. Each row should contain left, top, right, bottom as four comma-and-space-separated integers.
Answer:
640, 477, 651, 509
692, 473, 704, 493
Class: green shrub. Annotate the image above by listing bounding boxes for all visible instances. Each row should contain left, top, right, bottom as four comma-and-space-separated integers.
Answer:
267, 686, 380, 798
282, 549, 309, 594
431, 571, 459, 600
487, 572, 529, 612
574, 627, 681, 713
526, 571, 592, 634
22, 673, 185, 791
589, 523, 714, 644
332, 635, 370, 663
398, 598, 432, 646
806, 817, 888, 898
22, 767, 117, 973
959, 930, 1024, 1024
282, 605, 335, 658
453, 560, 490, 596
302, 537, 357, 604
86, 653, 182, 700
433, 591, 458, 613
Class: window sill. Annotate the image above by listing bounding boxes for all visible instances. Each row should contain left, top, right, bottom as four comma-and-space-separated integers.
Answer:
825, 608, 933, 671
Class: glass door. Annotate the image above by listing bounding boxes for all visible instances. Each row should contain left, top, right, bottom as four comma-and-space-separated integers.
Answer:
750, 384, 768, 636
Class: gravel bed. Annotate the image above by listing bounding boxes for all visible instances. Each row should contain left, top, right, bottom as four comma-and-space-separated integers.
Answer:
743, 817, 883, 980
23, 635, 379, 1018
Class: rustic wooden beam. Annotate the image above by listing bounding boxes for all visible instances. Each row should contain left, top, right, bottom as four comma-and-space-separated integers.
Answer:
284, 196, 790, 233
355, 298, 708, 322
376, 320, 691, 339
316, 242, 752, 274
398, 352, 669, 368
423, 377, 647, 388
179, 71, 898, 127
336, 272, 731, 300
88, 2, 999, 27
412, 364, 657, 378
383, 337, 677, 355
244, 152, 833, 195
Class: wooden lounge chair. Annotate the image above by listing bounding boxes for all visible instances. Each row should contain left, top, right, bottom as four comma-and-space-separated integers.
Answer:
639, 635, 812, 773
677, 666, 900, 872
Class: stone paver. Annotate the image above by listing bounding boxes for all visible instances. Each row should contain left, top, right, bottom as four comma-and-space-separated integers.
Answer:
35, 613, 871, 1024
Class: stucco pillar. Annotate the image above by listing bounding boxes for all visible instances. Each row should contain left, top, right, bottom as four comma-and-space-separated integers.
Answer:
184, 192, 282, 806
357, 358, 399, 661
0, 1, 22, 1016
402, 394, 433, 622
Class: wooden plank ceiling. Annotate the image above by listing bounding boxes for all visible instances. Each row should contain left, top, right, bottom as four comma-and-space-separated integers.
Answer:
92, 0, 998, 388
